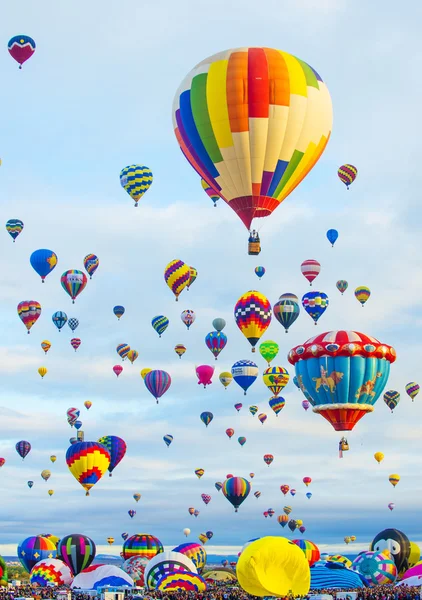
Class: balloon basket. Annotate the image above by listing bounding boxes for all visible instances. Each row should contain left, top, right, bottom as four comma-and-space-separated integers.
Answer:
248, 241, 261, 255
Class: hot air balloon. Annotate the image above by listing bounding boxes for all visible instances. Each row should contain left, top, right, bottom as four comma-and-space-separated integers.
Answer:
269, 396, 286, 416
405, 382, 419, 401
205, 331, 227, 359
280, 486, 290, 496
231, 360, 258, 395
70, 338, 81, 352
113, 306, 125, 320
226, 428, 234, 439
215, 482, 223, 491
201, 178, 219, 207
38, 366, 47, 379
249, 405, 258, 416
263, 454, 274, 466
57, 534, 96, 575
302, 291, 328, 324
122, 534, 164, 561
128, 510, 136, 519
188, 508, 195, 516
120, 165, 153, 206
254, 491, 261, 498
200, 412, 213, 427
273, 293, 300, 333
258, 413, 267, 424
283, 506, 292, 515
301, 260, 321, 286
174, 344, 186, 358
219, 372, 233, 388
201, 494, 211, 505
67, 318, 79, 332
222, 477, 251, 512
255, 267, 265, 279
84, 401, 92, 410
306, 492, 312, 499
355, 286, 371, 306
303, 477, 312, 487
278, 515, 289, 527
181, 309, 196, 329
288, 520, 298, 532
18, 536, 57, 573
61, 270, 87, 303
52, 311, 67, 332
263, 366, 289, 396
173, 47, 332, 241
238, 436, 247, 446
127, 349, 139, 364
289, 331, 397, 431
187, 266, 197, 290
259, 340, 279, 365
183, 528, 191, 537
65, 441, 110, 495
234, 403, 242, 411
8, 35, 36, 68
83, 254, 99, 279
302, 400, 310, 411
388, 503, 395, 511
263, 511, 269, 518
213, 318, 226, 332
74, 420, 83, 430
41, 470, 51, 482
144, 370, 171, 403
389, 474, 400, 487
0, 458, 5, 468
249, 473, 255, 479
290, 489, 297, 496
16, 441, 31, 460
374, 452, 384, 464
30, 249, 58, 282
338, 164, 357, 188
67, 408, 80, 427
6, 219, 24, 241
97, 436, 127, 477
163, 435, 173, 447
292, 539, 320, 567
196, 365, 214, 388
18, 300, 41, 333
384, 390, 400, 412
234, 291, 272, 352
152, 316, 169, 337
267, 509, 275, 518
164, 259, 190, 301
106, 537, 114, 545
113, 365, 123, 377
336, 280, 348, 295
28, 481, 33, 488
195, 469, 205, 479
326, 229, 338, 247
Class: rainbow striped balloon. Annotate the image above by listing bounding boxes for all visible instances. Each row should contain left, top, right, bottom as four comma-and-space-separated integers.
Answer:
222, 476, 251, 512
144, 370, 172, 404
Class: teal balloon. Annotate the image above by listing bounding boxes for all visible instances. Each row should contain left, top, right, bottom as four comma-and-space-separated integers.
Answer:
152, 315, 169, 337
212, 318, 226, 332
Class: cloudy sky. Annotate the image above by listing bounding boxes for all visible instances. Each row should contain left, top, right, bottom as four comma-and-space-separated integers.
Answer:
1, 0, 421, 559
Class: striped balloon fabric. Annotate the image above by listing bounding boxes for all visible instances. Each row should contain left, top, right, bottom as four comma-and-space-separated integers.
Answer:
310, 562, 366, 589
301, 259, 321, 285
338, 164, 358, 188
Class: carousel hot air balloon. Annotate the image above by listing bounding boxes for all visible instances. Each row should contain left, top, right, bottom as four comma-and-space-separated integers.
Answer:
30, 249, 58, 282
97, 436, 127, 477
195, 469, 205, 479
67, 408, 80, 427
355, 286, 371, 306
18, 300, 41, 333
326, 229, 338, 247
269, 396, 286, 416
338, 164, 357, 188
83, 254, 99, 279
234, 291, 272, 352
181, 309, 196, 329
259, 340, 279, 365
205, 331, 227, 360
164, 259, 190, 301
173, 47, 332, 242
389, 474, 400, 487
263, 366, 289, 396
84, 401, 92, 410
222, 477, 251, 512
302, 292, 328, 324
16, 441, 31, 460
65, 441, 110, 495
61, 270, 88, 303
288, 331, 396, 431
6, 219, 24, 241
201, 178, 219, 206
144, 370, 171, 403
384, 390, 400, 412
374, 452, 384, 463
152, 316, 169, 337
219, 372, 232, 388
113, 306, 125, 320
113, 365, 123, 377
258, 413, 267, 424
8, 35, 36, 68
196, 365, 214, 388
120, 165, 153, 207
301, 260, 321, 286
231, 360, 258, 395
57, 533, 96, 575
405, 382, 419, 401
238, 436, 247, 446
263, 454, 274, 466
226, 428, 234, 439
174, 344, 186, 358
273, 293, 300, 333
163, 434, 173, 447
200, 412, 213, 427
70, 338, 81, 352
280, 486, 290, 496
38, 366, 47, 379
187, 266, 197, 290
336, 280, 348, 295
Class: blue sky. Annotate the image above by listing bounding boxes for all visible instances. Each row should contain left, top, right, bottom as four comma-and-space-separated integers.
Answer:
1, 0, 422, 558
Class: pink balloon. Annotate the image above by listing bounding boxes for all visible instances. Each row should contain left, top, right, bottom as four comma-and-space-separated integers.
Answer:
196, 365, 215, 388
113, 365, 123, 377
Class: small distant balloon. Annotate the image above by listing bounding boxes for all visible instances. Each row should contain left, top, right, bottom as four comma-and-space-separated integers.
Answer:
326, 229, 338, 247
83, 254, 99, 279
355, 286, 371, 306
255, 266, 265, 279
174, 344, 186, 358
301, 260, 321, 286
8, 35, 36, 68
120, 165, 153, 207
338, 164, 357, 188
113, 306, 125, 320
6, 219, 24, 241
336, 280, 348, 295
212, 318, 226, 332
163, 434, 173, 447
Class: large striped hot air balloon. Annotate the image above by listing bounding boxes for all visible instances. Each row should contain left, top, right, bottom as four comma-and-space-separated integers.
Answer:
144, 370, 171, 403
222, 477, 251, 512
65, 441, 110, 495
120, 165, 153, 207
234, 291, 271, 352
288, 331, 396, 431
164, 260, 190, 301
173, 48, 332, 240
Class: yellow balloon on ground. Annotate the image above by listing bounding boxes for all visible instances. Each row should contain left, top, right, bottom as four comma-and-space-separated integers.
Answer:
374, 452, 384, 463
38, 366, 47, 378
140, 368, 152, 380
409, 542, 420, 568
236, 536, 310, 597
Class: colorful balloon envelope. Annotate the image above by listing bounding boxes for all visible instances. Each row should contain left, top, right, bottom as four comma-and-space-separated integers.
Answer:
144, 370, 171, 403
83, 254, 99, 279
27, 481, 34, 488
234, 403, 242, 411
200, 411, 213, 427
306, 492, 312, 499
201, 178, 219, 207
181, 309, 196, 329
326, 229, 338, 247
67, 407, 80, 426
84, 401, 92, 410
301, 260, 321, 285
173, 47, 332, 232
232, 360, 258, 395
263, 511, 269, 518
215, 482, 222, 491
152, 315, 169, 337
234, 291, 272, 352
6, 218, 24, 241
8, 35, 36, 68
30, 249, 58, 282
249, 405, 258, 416
187, 266, 197, 289
188, 508, 195, 515
65, 441, 110, 495
302, 291, 329, 324
0, 458, 5, 467
120, 165, 153, 206
388, 503, 395, 511
283, 505, 292, 514
255, 266, 265, 279
278, 515, 288, 527
355, 286, 371, 306
302, 400, 310, 411
238, 436, 246, 446
225, 428, 234, 439
117, 343, 130, 360
292, 539, 320, 567
70, 338, 81, 351
97, 435, 127, 476
267, 508, 275, 517
269, 396, 286, 416
249, 473, 255, 479
38, 366, 47, 378
201, 493, 211, 505
113, 305, 125, 320
196, 365, 214, 388
128, 510, 136, 518
280, 486, 290, 496
18, 535, 56, 573
60, 270, 88, 303
41, 341, 51, 356
205, 331, 227, 360
254, 491, 261, 498
220, 372, 233, 388
384, 390, 400, 412
195, 469, 204, 479
389, 474, 400, 487
164, 259, 190, 301
122, 534, 164, 561
163, 434, 173, 447
338, 164, 357, 188
122, 533, 129, 540
194, 510, 200, 517
127, 349, 139, 364
74, 420, 82, 430
290, 489, 296, 496
113, 365, 123, 377
140, 368, 151, 379
263, 454, 274, 466
303, 477, 312, 487
107, 537, 114, 545
222, 477, 251, 512
273, 293, 300, 332
68, 317, 79, 331
405, 382, 419, 401
258, 413, 267, 424
174, 344, 186, 358
259, 340, 279, 365
52, 311, 67, 331
351, 551, 397, 586
288, 519, 297, 532
16, 440, 31, 460
18, 300, 41, 333
336, 280, 348, 295
262, 366, 290, 396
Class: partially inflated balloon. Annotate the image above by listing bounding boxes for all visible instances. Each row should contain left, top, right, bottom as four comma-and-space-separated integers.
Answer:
30, 249, 58, 282
120, 165, 153, 207
187, 266, 197, 290
269, 396, 285, 416
234, 291, 271, 352
164, 260, 190, 301
338, 164, 357, 188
